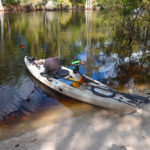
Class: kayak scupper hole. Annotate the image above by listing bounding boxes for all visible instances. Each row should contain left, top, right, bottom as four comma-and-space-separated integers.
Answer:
59, 88, 63, 92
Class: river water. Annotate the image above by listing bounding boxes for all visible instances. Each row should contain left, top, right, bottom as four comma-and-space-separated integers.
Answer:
0, 10, 150, 140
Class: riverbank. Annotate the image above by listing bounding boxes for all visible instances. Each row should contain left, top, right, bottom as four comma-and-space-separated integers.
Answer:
1, 0, 106, 12
0, 103, 150, 150
1, 6, 102, 12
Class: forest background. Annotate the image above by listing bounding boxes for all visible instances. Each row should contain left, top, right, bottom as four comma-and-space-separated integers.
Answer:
0, 0, 149, 12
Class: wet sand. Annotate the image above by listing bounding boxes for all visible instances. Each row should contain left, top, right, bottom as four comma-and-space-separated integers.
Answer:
0, 86, 150, 150
0, 103, 150, 150
0, 99, 94, 141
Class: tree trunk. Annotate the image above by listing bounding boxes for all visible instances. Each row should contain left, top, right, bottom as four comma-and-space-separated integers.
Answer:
85, 0, 92, 9
0, 12, 4, 42
0, 0, 4, 11
85, 10, 93, 76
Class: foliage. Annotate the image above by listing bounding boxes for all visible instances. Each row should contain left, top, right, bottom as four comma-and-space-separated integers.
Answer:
1, 0, 122, 8
1, 0, 150, 87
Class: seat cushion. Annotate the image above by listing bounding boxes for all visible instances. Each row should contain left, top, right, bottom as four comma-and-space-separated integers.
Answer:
45, 57, 61, 72
50, 69, 70, 78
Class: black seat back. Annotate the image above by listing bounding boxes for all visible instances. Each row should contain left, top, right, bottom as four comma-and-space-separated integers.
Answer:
45, 57, 61, 73
44, 57, 69, 79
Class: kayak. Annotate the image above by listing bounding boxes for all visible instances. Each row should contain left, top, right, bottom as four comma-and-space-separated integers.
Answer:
24, 56, 140, 114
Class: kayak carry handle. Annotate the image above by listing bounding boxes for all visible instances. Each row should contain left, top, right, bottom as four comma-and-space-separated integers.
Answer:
71, 60, 86, 67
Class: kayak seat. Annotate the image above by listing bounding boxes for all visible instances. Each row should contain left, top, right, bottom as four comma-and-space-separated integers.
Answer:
49, 69, 70, 79
41, 69, 70, 81
44, 57, 70, 79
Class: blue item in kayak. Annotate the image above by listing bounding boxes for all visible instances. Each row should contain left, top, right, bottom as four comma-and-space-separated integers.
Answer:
58, 79, 73, 85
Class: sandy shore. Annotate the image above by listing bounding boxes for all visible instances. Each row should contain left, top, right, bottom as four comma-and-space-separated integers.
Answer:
0, 102, 150, 150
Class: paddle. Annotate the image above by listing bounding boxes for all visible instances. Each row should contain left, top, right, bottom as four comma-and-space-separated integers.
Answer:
71, 59, 150, 104
28, 56, 150, 104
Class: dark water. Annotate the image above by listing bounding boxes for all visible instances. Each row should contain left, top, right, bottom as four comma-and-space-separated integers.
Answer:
0, 10, 150, 140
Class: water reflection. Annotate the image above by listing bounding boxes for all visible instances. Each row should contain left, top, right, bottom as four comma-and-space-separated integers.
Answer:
0, 71, 94, 140
0, 12, 4, 41
0, 10, 150, 139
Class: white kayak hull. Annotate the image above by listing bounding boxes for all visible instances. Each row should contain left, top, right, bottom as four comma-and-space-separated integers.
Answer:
24, 56, 138, 114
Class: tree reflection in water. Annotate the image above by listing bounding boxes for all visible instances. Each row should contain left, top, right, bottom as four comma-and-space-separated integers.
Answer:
0, 7, 150, 128
99, 3, 150, 88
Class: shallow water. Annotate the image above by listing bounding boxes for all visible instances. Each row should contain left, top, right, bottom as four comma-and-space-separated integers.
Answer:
0, 10, 150, 140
